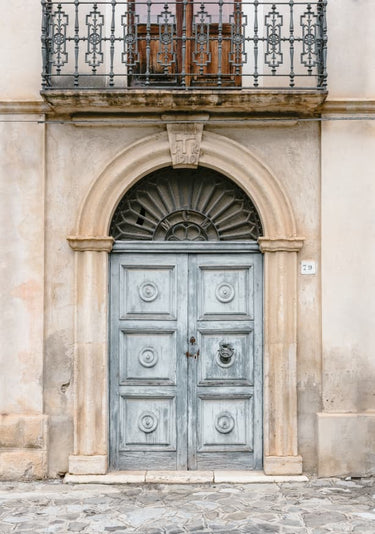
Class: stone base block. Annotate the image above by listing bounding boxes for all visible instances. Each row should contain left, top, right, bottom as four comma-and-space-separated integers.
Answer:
0, 414, 48, 480
317, 413, 375, 477
0, 414, 48, 449
69, 455, 108, 475
264, 455, 303, 475
0, 450, 47, 480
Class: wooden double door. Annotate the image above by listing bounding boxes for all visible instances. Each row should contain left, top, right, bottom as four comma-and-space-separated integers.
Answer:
109, 248, 262, 470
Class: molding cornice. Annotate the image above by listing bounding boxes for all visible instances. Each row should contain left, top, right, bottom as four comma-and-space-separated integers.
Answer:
67, 236, 114, 252
258, 237, 305, 253
41, 89, 327, 115
3, 97, 374, 116
0, 101, 50, 114
321, 99, 375, 115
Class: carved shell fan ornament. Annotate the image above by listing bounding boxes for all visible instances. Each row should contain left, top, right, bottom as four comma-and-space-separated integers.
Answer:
110, 167, 263, 241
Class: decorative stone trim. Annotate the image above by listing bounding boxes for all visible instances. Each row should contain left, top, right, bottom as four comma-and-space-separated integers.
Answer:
258, 237, 305, 253
67, 236, 114, 252
0, 101, 50, 114
321, 99, 375, 115
165, 115, 208, 168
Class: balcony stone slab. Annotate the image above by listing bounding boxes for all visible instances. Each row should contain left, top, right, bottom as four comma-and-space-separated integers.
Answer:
41, 89, 327, 116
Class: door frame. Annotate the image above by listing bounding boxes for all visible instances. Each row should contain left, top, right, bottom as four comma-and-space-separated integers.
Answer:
109, 241, 263, 471
66, 131, 305, 476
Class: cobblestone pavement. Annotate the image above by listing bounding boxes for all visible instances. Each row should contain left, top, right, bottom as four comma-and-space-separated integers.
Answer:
1, 478, 375, 533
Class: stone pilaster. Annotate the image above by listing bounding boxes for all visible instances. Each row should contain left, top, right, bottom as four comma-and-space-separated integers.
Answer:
67, 236, 113, 475
259, 237, 304, 475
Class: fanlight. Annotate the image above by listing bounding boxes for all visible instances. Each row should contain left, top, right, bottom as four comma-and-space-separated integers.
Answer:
110, 167, 263, 241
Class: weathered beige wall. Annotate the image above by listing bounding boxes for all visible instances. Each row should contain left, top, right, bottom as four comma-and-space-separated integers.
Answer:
320, 119, 375, 476
0, 0, 42, 100
1, 0, 374, 479
327, 0, 375, 99
0, 118, 47, 478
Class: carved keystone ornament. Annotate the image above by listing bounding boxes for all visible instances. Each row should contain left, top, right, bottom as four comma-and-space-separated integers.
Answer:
164, 115, 208, 168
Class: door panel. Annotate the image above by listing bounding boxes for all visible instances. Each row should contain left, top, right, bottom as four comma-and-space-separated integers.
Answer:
120, 394, 176, 448
110, 250, 262, 470
119, 330, 177, 384
197, 265, 254, 319
197, 395, 253, 450
110, 254, 188, 470
120, 264, 177, 319
188, 253, 262, 470
197, 330, 253, 385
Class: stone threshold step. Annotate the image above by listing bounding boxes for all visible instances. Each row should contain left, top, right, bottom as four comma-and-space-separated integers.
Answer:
65, 470, 308, 484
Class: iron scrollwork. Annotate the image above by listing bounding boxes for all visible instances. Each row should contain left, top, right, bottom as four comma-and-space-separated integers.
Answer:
41, 1, 327, 90
265, 5, 283, 74
85, 5, 104, 72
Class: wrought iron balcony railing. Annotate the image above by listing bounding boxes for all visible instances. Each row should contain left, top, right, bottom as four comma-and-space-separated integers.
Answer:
41, 0, 327, 90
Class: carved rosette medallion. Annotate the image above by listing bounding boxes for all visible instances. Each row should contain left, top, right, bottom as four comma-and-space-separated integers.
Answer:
215, 282, 235, 303
138, 412, 158, 433
139, 281, 159, 302
215, 412, 235, 434
138, 347, 159, 368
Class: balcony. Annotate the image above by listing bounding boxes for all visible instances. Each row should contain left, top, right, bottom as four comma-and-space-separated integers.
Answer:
41, 0, 327, 114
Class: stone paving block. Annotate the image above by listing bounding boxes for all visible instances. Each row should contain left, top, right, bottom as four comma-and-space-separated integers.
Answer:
67, 522, 88, 532
302, 511, 347, 528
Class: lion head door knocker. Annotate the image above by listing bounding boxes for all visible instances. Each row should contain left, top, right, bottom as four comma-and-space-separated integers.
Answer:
216, 341, 235, 368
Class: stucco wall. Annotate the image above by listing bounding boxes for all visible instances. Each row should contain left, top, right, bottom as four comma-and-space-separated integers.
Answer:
327, 0, 375, 99
319, 120, 375, 476
0, 118, 47, 478
0, 0, 42, 101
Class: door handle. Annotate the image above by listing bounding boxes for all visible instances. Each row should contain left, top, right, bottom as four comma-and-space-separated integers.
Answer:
186, 336, 200, 359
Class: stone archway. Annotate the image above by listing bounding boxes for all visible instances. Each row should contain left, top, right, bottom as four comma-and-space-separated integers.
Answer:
67, 130, 304, 476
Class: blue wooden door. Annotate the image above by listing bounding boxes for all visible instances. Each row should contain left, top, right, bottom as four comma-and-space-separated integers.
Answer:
110, 249, 262, 470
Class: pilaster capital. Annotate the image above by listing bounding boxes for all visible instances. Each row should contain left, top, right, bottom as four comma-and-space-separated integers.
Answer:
67, 236, 114, 252
258, 237, 305, 253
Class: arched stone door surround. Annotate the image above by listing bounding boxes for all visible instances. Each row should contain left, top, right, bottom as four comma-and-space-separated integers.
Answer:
67, 131, 305, 476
